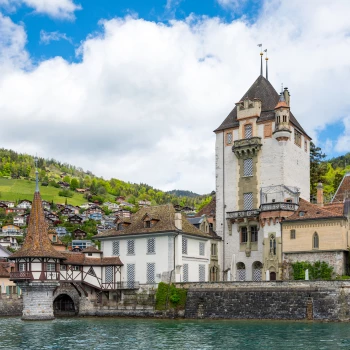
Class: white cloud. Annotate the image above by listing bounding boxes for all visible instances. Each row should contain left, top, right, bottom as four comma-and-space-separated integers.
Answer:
0, 1, 350, 193
0, 0, 81, 20
40, 30, 72, 44
217, 0, 247, 9
335, 116, 350, 153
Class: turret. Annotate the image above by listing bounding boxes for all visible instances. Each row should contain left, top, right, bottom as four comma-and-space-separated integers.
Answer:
273, 91, 291, 142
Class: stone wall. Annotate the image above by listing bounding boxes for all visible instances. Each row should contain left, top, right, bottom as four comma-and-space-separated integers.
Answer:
0, 298, 22, 316
176, 281, 350, 321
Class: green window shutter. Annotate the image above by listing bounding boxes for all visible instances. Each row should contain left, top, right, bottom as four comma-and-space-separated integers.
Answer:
6, 286, 9, 295
16, 286, 20, 295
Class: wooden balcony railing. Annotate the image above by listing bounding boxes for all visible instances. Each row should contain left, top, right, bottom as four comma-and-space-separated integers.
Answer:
10, 271, 33, 280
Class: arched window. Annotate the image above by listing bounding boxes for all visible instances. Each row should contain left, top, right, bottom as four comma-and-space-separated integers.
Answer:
313, 232, 319, 249
252, 261, 263, 281
270, 235, 276, 255
236, 262, 246, 281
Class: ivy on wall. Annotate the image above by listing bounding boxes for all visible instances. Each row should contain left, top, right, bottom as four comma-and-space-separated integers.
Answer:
155, 282, 187, 310
292, 261, 334, 280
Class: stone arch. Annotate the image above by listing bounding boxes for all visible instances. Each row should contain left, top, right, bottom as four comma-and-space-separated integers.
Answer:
53, 283, 81, 315
53, 294, 76, 316
236, 262, 246, 281
252, 261, 263, 281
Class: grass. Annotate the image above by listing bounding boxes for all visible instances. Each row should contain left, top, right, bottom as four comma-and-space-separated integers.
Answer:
0, 178, 86, 206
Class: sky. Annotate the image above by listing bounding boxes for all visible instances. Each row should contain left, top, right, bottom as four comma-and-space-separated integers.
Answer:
0, 0, 349, 194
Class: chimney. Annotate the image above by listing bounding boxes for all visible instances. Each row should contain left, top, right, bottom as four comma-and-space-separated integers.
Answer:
174, 212, 182, 230
283, 87, 290, 107
317, 183, 324, 206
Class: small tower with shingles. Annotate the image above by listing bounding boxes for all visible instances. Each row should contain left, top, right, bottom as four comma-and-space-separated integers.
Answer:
10, 159, 65, 320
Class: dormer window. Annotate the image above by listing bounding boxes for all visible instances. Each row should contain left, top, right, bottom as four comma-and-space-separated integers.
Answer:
299, 211, 305, 217
145, 221, 151, 228
117, 223, 123, 230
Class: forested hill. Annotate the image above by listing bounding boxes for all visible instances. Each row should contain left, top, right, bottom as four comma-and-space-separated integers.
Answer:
167, 190, 201, 198
310, 143, 350, 202
0, 148, 211, 209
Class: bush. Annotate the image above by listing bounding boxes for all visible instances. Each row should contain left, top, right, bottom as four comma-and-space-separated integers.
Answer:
292, 261, 333, 280
155, 282, 187, 310
58, 189, 73, 198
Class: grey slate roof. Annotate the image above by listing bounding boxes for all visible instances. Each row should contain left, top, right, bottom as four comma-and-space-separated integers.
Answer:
214, 75, 309, 137
187, 217, 203, 225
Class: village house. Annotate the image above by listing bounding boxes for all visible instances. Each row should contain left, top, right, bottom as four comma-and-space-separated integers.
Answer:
138, 200, 151, 207
1, 225, 22, 236
6, 207, 26, 216
59, 207, 75, 217
55, 226, 69, 237
67, 214, 83, 224
112, 209, 131, 219
75, 188, 88, 194
48, 229, 66, 251
94, 204, 212, 284
17, 200, 32, 210
72, 228, 87, 240
0, 260, 20, 298
89, 212, 102, 221
119, 201, 135, 208
0, 202, 8, 209
66, 205, 80, 214
13, 215, 26, 227
70, 240, 93, 251
103, 202, 120, 211
0, 201, 14, 208
85, 205, 103, 216
0, 236, 19, 250
282, 178, 350, 277
41, 200, 51, 211
45, 211, 60, 225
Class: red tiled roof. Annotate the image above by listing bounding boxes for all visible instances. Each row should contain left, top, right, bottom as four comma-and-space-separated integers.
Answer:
82, 246, 102, 253
284, 198, 345, 222
0, 262, 11, 277
323, 203, 345, 215
61, 251, 122, 266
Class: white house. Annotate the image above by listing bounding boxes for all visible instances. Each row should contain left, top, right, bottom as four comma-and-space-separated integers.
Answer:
13, 215, 26, 227
94, 204, 212, 284
17, 200, 32, 210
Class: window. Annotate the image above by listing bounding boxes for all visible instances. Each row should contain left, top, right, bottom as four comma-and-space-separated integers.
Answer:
144, 220, 151, 228
304, 140, 307, 152
211, 243, 217, 256
182, 237, 188, 254
127, 240, 135, 255
241, 227, 248, 243
147, 238, 156, 254
183, 264, 189, 282
283, 115, 287, 122
299, 211, 305, 217
277, 115, 280, 124
237, 262, 246, 281
270, 235, 276, 255
112, 240, 120, 256
199, 264, 205, 282
226, 132, 233, 145
199, 242, 205, 256
147, 263, 155, 283
46, 263, 56, 272
72, 266, 80, 271
60, 265, 66, 271
290, 229, 296, 239
18, 263, 25, 272
117, 223, 123, 231
286, 199, 292, 203
244, 124, 253, 138
243, 158, 253, 177
313, 233, 319, 249
105, 266, 113, 283
294, 129, 301, 147
243, 192, 253, 210
52, 235, 57, 242
251, 226, 258, 242
88, 253, 92, 256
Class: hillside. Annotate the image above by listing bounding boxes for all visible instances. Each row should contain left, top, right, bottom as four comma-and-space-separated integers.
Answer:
0, 148, 210, 208
166, 190, 201, 198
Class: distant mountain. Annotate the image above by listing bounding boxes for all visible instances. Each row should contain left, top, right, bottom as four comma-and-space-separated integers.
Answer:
167, 190, 201, 198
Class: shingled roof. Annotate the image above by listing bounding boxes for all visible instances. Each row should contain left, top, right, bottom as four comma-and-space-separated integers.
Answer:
214, 75, 308, 136
283, 198, 346, 222
196, 196, 216, 217
332, 173, 350, 203
93, 204, 211, 239
60, 251, 123, 266
10, 192, 65, 259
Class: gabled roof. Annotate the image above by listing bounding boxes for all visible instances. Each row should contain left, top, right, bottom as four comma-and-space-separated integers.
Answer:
283, 198, 345, 222
82, 246, 102, 253
332, 173, 350, 203
10, 192, 66, 259
93, 204, 211, 239
60, 251, 122, 266
214, 75, 308, 136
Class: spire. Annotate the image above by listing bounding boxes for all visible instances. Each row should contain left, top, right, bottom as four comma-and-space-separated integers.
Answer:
257, 44, 263, 76
10, 189, 65, 260
34, 156, 39, 193
264, 49, 268, 81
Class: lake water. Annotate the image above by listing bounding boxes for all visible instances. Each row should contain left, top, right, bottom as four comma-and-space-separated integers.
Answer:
1, 317, 350, 350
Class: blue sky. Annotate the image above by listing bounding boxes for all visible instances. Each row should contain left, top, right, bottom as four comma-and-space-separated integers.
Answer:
0, 0, 349, 192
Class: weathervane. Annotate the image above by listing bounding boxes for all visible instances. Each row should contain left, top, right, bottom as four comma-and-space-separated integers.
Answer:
257, 44, 263, 76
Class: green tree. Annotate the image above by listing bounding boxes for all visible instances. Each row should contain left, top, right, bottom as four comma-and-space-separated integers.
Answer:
70, 178, 79, 191
310, 142, 327, 198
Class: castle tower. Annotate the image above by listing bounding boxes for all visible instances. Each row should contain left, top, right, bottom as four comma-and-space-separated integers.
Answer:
10, 161, 65, 320
214, 74, 310, 282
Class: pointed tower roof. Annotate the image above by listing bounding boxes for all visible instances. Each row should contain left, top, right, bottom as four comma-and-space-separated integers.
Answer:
11, 168, 65, 260
274, 92, 289, 109
214, 75, 308, 136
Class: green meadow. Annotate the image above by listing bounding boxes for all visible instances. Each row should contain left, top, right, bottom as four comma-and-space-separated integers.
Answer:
0, 178, 86, 206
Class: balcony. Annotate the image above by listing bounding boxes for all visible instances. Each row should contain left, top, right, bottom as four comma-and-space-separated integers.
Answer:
232, 137, 262, 158
10, 271, 33, 280
101, 281, 140, 290
226, 209, 260, 219
260, 202, 299, 212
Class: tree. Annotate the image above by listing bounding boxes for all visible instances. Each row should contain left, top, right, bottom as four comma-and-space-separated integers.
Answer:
70, 178, 79, 191
310, 142, 327, 198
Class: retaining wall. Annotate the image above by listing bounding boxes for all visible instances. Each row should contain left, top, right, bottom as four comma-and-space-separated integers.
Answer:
0, 297, 23, 316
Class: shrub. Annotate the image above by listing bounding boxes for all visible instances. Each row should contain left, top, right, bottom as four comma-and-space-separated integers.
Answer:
291, 260, 333, 280
155, 282, 187, 310
58, 189, 73, 198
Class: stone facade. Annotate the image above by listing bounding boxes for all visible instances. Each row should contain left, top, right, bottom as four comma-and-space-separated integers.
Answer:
18, 281, 59, 320
177, 281, 350, 321
0, 298, 22, 316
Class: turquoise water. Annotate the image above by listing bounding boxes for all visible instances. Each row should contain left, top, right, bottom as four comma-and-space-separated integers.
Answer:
1, 317, 350, 350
